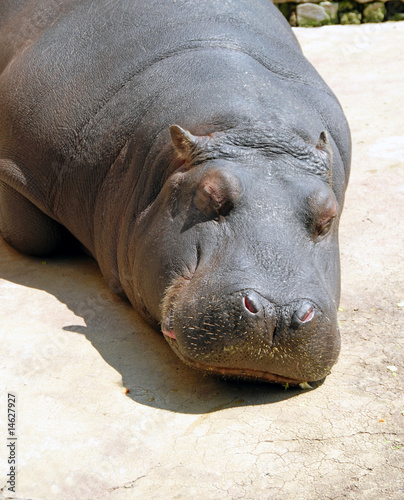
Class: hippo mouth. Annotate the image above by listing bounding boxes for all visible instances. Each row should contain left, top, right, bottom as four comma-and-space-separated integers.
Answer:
162, 330, 307, 385
161, 310, 313, 386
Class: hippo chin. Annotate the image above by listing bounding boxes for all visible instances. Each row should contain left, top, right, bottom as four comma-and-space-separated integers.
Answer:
0, 0, 350, 385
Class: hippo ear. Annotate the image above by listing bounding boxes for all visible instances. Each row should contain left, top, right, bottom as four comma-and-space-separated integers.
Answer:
316, 131, 333, 180
169, 125, 200, 159
316, 131, 332, 161
193, 169, 241, 220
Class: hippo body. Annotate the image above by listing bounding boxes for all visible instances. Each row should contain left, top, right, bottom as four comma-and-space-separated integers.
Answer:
0, 0, 351, 384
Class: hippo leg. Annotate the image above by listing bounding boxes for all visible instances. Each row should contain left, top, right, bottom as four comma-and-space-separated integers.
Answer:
0, 181, 71, 256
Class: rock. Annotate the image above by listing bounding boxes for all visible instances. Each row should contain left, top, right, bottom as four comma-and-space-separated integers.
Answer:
290, 10, 298, 26
320, 1, 339, 23
386, 0, 404, 20
338, 0, 357, 12
340, 11, 363, 23
296, 3, 330, 26
363, 2, 386, 21
274, 0, 404, 25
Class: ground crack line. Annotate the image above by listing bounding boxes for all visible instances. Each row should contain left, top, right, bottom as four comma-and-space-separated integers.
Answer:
92, 476, 147, 498
107, 476, 147, 492
263, 431, 400, 443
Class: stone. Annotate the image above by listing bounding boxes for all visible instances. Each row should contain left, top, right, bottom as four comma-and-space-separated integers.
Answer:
290, 10, 298, 25
340, 11, 363, 23
338, 0, 357, 12
320, 1, 339, 23
296, 3, 330, 26
355, 0, 387, 4
363, 2, 386, 21
386, 0, 404, 20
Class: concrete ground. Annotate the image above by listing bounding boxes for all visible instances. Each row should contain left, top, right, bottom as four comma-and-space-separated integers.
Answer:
1, 22, 403, 500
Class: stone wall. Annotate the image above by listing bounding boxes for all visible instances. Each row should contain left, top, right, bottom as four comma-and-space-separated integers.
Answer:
273, 0, 404, 26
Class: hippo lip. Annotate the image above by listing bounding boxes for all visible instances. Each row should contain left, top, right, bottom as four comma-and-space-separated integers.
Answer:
163, 335, 306, 385
160, 276, 192, 340
163, 329, 176, 339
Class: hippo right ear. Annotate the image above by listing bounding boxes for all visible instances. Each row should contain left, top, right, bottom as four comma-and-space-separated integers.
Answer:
169, 125, 200, 161
316, 131, 333, 164
315, 130, 333, 181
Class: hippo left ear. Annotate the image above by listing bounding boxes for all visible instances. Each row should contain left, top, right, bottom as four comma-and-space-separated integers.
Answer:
169, 125, 200, 160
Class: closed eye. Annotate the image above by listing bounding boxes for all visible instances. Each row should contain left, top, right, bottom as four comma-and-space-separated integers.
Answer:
315, 215, 336, 240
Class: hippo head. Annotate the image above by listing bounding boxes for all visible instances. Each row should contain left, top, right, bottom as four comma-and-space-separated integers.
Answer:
129, 122, 343, 385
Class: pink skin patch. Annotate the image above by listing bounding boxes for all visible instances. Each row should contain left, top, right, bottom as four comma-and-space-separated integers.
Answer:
163, 329, 176, 339
244, 296, 258, 314
301, 307, 314, 323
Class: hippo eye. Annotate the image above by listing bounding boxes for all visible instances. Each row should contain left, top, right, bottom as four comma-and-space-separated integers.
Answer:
308, 188, 338, 241
316, 216, 335, 239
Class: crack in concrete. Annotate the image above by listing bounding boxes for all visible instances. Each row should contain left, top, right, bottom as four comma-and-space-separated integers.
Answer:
106, 475, 147, 493
262, 431, 401, 444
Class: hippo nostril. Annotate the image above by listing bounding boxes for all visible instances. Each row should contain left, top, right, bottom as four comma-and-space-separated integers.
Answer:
290, 301, 315, 330
301, 308, 314, 323
243, 295, 259, 314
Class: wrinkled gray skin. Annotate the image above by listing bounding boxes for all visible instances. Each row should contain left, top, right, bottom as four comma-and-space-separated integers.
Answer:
0, 0, 351, 384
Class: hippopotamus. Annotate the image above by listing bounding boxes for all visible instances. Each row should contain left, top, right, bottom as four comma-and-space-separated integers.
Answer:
0, 0, 351, 385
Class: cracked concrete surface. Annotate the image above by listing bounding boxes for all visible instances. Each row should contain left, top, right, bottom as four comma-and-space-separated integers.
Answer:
1, 22, 403, 500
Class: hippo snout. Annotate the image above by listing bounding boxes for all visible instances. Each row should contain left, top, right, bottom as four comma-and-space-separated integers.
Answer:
162, 281, 340, 384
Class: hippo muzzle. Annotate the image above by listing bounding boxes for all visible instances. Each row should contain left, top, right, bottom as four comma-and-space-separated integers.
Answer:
161, 275, 340, 385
